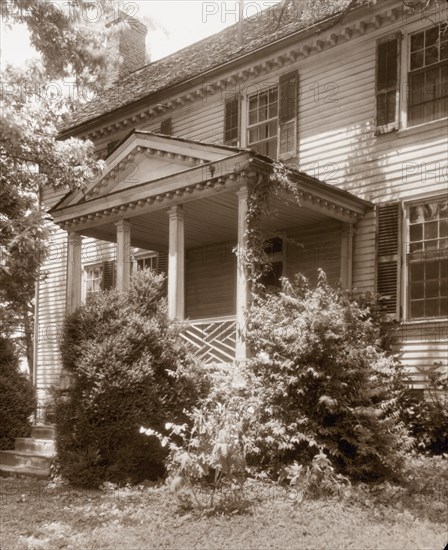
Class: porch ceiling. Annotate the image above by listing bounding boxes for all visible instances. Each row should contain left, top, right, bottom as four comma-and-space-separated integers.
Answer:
81, 188, 333, 250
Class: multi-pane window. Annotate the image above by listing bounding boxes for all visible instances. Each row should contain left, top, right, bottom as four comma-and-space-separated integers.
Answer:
247, 86, 278, 158
408, 24, 448, 126
408, 199, 448, 319
136, 255, 158, 271
85, 264, 103, 300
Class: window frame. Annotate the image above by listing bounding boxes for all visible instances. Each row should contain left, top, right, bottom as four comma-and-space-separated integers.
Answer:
406, 23, 448, 128
402, 193, 448, 321
246, 84, 279, 159
399, 21, 448, 130
82, 262, 104, 302
132, 251, 158, 273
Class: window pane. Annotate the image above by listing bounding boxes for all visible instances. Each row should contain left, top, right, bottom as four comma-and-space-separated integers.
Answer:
410, 224, 423, 242
426, 261, 440, 279
411, 50, 424, 70
411, 32, 424, 52
410, 281, 424, 299
410, 263, 425, 281
411, 300, 425, 318
426, 280, 439, 298
426, 26, 439, 46
426, 298, 439, 316
425, 221, 438, 239
425, 203, 439, 220
441, 41, 448, 61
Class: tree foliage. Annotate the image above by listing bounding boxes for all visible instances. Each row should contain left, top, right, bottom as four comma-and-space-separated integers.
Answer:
0, 1, 119, 376
0, 334, 36, 449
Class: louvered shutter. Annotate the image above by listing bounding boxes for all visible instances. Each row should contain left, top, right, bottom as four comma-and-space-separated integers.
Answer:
279, 71, 298, 159
102, 260, 116, 290
376, 35, 400, 132
224, 97, 239, 146
160, 118, 172, 136
376, 203, 402, 319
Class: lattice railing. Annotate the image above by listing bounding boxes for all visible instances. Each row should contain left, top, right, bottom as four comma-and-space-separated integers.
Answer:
180, 316, 237, 364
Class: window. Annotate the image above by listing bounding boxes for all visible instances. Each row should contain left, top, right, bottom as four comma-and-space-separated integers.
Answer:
247, 86, 279, 158
408, 24, 448, 126
407, 198, 448, 319
136, 254, 158, 271
84, 264, 103, 300
83, 261, 115, 301
224, 97, 239, 146
246, 71, 298, 159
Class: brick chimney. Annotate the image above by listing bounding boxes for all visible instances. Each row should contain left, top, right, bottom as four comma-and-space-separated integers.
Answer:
106, 10, 148, 81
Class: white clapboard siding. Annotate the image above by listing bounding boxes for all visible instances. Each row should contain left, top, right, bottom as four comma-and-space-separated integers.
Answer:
36, 187, 116, 402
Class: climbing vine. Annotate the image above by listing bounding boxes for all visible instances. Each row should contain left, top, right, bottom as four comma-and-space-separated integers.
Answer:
241, 162, 303, 296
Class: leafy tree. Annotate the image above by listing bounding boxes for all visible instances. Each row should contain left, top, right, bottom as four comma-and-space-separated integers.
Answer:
0, 1, 121, 378
0, 334, 36, 449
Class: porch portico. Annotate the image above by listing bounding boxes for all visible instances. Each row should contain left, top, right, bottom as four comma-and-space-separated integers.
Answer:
51, 131, 371, 365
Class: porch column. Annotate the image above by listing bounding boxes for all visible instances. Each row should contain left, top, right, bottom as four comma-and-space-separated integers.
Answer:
340, 223, 355, 289
167, 205, 185, 320
115, 219, 132, 291
236, 185, 249, 363
66, 232, 82, 314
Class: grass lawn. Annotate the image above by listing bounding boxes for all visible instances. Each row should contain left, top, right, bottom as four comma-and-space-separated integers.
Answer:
0, 477, 446, 550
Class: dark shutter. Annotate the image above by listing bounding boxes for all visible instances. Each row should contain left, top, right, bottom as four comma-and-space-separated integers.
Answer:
224, 97, 239, 145
102, 261, 116, 290
279, 70, 298, 123
279, 71, 298, 158
376, 35, 400, 130
160, 118, 172, 136
376, 203, 402, 318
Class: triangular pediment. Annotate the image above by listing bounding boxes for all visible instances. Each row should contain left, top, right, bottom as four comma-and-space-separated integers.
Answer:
58, 131, 242, 209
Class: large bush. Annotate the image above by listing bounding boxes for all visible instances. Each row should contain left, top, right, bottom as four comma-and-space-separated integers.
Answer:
245, 272, 413, 481
0, 335, 36, 449
398, 364, 448, 455
54, 270, 209, 488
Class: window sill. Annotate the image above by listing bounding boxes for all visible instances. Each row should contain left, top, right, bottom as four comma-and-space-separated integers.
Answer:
400, 317, 448, 326
397, 116, 448, 137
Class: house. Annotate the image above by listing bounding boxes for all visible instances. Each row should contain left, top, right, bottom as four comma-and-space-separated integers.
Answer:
34, 0, 448, 410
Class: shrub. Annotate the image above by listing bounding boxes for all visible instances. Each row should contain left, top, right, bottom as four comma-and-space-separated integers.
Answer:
141, 366, 258, 512
54, 269, 209, 488
0, 335, 36, 449
244, 271, 413, 481
399, 364, 448, 455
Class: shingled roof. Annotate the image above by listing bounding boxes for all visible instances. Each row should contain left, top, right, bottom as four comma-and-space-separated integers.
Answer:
63, 1, 356, 133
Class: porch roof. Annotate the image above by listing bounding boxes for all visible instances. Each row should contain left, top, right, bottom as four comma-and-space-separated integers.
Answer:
50, 131, 372, 239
